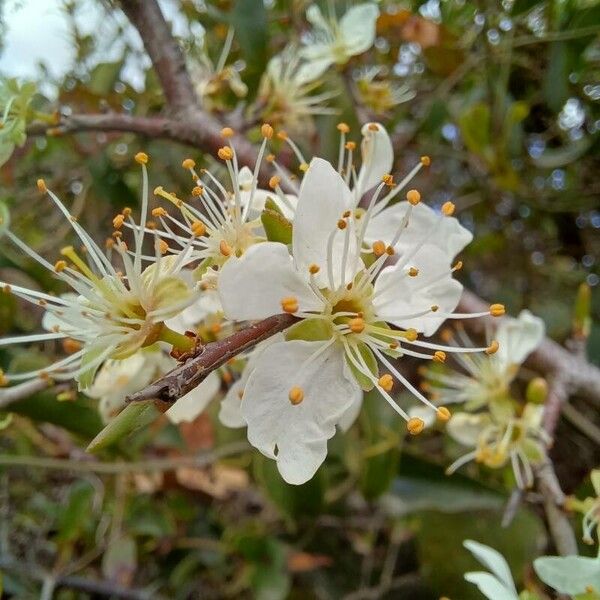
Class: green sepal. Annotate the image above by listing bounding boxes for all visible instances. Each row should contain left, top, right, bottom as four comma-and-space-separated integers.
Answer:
86, 401, 159, 453
192, 257, 214, 281
261, 198, 293, 244
285, 318, 332, 342
346, 342, 378, 391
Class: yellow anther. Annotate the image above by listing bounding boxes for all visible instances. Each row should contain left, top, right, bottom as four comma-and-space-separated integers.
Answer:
182, 158, 195, 170
490, 304, 505, 317
266, 153, 275, 162
281, 296, 299, 314
2, 284, 11, 294
453, 260, 463, 271
210, 322, 222, 335
105, 238, 115, 249
112, 214, 125, 229
276, 130, 288, 140
269, 175, 281, 189
153, 185, 164, 195
442, 201, 455, 216
219, 240, 232, 257
485, 340, 500, 355
420, 155, 431, 166
309, 264, 320, 275
349, 317, 365, 333
433, 351, 446, 363
152, 207, 168, 217
221, 127, 234, 138
0, 369, 8, 387
159, 240, 169, 255
436, 406, 451, 421
54, 260, 67, 273
299, 162, 309, 172
37, 178, 47, 193
386, 245, 395, 256
217, 146, 234, 161
378, 374, 394, 392
192, 186, 204, 197
221, 369, 232, 384
122, 207, 132, 218
337, 219, 347, 230
345, 141, 356, 151
342, 210, 351, 218
191, 221, 206, 237
367, 123, 379, 131
62, 338, 82, 354
389, 341, 399, 350
408, 267, 419, 277
372, 240, 386, 257
134, 152, 148, 165
382, 174, 394, 186
336, 122, 350, 133
261, 123, 274, 139
404, 329, 417, 342
146, 221, 157, 230
289, 386, 304, 405
407, 417, 425, 435
406, 189, 421, 205
431, 305, 439, 312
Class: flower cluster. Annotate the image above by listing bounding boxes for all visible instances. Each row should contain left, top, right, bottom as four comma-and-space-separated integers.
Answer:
424, 310, 549, 488
1, 122, 512, 485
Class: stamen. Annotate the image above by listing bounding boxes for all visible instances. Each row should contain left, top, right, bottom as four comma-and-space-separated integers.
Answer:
441, 201, 455, 216
406, 189, 421, 205
261, 123, 274, 139
134, 152, 148, 165
490, 304, 505, 317
217, 146, 234, 161
37, 179, 47, 193
221, 127, 234, 138
433, 351, 446, 363
485, 340, 499, 355
436, 407, 451, 422
219, 240, 232, 257
408, 267, 419, 277
182, 158, 195, 170
372, 240, 386, 257
349, 317, 365, 333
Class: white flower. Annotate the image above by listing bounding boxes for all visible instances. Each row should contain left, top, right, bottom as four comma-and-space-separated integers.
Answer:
0, 154, 200, 389
299, 3, 380, 78
426, 310, 545, 409
188, 26, 247, 110
217, 156, 500, 483
446, 404, 549, 488
256, 48, 338, 132
148, 127, 296, 273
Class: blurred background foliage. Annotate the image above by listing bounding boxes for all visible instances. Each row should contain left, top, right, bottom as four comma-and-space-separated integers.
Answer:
0, 0, 599, 598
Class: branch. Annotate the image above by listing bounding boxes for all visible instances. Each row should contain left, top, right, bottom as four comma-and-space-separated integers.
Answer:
126, 313, 298, 404
119, 0, 196, 111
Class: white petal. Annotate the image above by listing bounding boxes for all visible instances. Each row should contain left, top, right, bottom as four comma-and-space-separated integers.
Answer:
367, 201, 473, 260
340, 4, 379, 56
338, 387, 363, 432
305, 4, 331, 33
242, 339, 359, 484
166, 289, 222, 333
355, 122, 393, 197
166, 371, 221, 424
218, 242, 321, 321
292, 158, 358, 288
295, 54, 333, 82
464, 572, 519, 600
218, 333, 286, 429
373, 246, 463, 336
463, 540, 517, 593
494, 310, 545, 373
446, 413, 489, 447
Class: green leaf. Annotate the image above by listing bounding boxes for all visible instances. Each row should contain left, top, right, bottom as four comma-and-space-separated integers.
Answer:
7, 392, 103, 439
345, 343, 378, 391
534, 556, 600, 595
0, 201, 10, 236
532, 136, 593, 169
512, 0, 544, 16
88, 61, 122, 96
253, 453, 324, 519
261, 199, 293, 244
285, 318, 332, 342
0, 139, 15, 167
458, 103, 491, 156
102, 535, 137, 584
86, 401, 159, 453
544, 42, 570, 113
231, 0, 268, 95
56, 480, 95, 544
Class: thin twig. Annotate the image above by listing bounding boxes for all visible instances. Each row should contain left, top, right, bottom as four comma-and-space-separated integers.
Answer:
0, 441, 249, 474
127, 313, 297, 404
